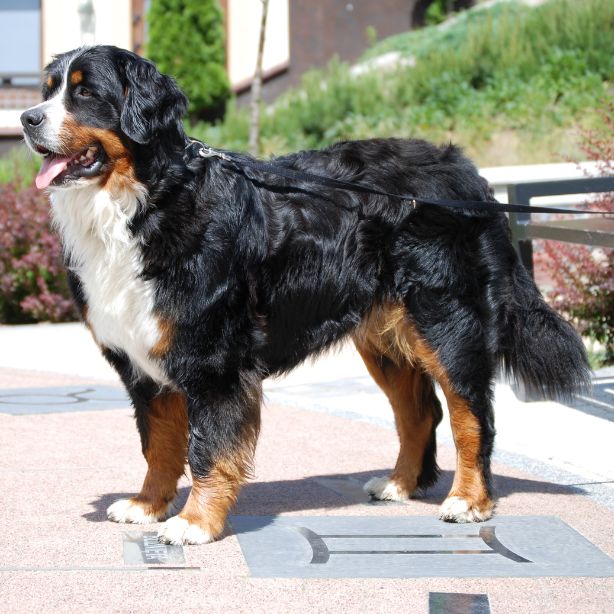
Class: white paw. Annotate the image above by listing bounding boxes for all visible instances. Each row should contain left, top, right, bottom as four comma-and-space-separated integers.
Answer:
439, 495, 493, 523
363, 476, 409, 501
157, 515, 214, 545
107, 498, 177, 524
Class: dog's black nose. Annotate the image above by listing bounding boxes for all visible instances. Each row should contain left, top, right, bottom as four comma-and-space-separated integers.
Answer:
21, 108, 45, 128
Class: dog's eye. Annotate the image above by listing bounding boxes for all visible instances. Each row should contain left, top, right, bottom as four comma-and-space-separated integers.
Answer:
76, 86, 93, 98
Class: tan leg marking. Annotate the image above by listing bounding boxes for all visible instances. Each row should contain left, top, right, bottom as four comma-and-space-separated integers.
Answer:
355, 342, 434, 500
107, 391, 188, 523
356, 303, 493, 521
437, 385, 494, 522
354, 305, 436, 500
403, 318, 493, 522
158, 388, 261, 545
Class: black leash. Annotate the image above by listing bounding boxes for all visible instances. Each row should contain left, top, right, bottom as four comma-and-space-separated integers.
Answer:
186, 140, 612, 217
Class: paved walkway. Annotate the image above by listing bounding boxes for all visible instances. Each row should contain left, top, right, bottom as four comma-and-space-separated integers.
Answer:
0, 323, 613, 613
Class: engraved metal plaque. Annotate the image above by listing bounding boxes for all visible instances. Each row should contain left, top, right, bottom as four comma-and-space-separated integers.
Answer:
123, 532, 185, 566
429, 592, 491, 614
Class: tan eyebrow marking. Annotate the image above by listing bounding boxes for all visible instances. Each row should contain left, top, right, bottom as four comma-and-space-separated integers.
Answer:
70, 70, 83, 85
46, 75, 54, 89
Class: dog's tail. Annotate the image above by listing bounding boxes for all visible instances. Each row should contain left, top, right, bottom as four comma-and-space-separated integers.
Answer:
493, 245, 592, 401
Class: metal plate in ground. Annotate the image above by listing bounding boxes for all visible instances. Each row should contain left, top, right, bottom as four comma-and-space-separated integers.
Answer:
429, 593, 490, 614
229, 515, 614, 578
0, 386, 129, 414
123, 532, 185, 566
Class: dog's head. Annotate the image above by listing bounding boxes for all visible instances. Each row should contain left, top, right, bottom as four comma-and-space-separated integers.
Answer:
21, 46, 187, 190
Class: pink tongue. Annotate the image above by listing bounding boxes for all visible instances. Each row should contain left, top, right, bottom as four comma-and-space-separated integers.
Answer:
35, 155, 72, 190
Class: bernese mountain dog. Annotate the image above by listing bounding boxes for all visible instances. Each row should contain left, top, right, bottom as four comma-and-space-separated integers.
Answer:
21, 46, 590, 545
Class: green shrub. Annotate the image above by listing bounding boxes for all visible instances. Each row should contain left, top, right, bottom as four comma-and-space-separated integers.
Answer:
425, 0, 448, 25
147, 0, 230, 120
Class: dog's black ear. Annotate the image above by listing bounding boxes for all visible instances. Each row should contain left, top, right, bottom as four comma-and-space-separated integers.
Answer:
119, 53, 188, 145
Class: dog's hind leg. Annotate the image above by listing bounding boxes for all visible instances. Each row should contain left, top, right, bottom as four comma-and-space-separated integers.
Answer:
404, 309, 496, 523
435, 375, 495, 523
357, 302, 496, 521
354, 309, 443, 502
157, 373, 261, 545
107, 389, 188, 523
356, 344, 442, 500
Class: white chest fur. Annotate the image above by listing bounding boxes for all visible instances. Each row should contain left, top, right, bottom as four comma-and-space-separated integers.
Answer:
51, 185, 169, 384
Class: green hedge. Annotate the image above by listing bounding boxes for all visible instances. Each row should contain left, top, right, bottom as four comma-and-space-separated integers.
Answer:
147, 0, 230, 120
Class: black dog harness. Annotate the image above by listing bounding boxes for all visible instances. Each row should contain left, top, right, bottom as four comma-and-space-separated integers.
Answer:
184, 139, 612, 217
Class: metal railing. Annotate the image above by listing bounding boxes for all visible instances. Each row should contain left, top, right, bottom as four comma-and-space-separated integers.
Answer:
507, 176, 614, 276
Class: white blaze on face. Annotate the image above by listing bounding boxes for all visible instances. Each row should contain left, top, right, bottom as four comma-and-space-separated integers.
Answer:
23, 61, 79, 190
24, 63, 70, 152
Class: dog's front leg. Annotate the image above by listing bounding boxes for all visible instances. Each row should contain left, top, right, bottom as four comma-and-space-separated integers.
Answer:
158, 372, 262, 545
102, 349, 188, 524
107, 388, 188, 523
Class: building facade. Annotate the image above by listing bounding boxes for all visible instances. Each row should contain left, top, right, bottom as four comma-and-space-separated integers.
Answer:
0, 0, 436, 148
225, 0, 421, 103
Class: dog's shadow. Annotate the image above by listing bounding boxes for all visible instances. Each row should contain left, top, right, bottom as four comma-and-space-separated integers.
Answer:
82, 469, 586, 523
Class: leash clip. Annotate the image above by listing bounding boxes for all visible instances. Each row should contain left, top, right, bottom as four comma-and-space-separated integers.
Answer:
198, 145, 231, 162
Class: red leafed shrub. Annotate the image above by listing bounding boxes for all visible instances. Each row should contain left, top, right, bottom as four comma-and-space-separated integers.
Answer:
0, 181, 75, 323
535, 102, 614, 364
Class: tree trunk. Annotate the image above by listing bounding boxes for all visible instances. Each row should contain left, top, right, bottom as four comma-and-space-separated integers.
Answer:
248, 0, 269, 157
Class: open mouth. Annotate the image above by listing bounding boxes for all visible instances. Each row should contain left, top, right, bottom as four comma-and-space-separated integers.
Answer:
35, 144, 106, 190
